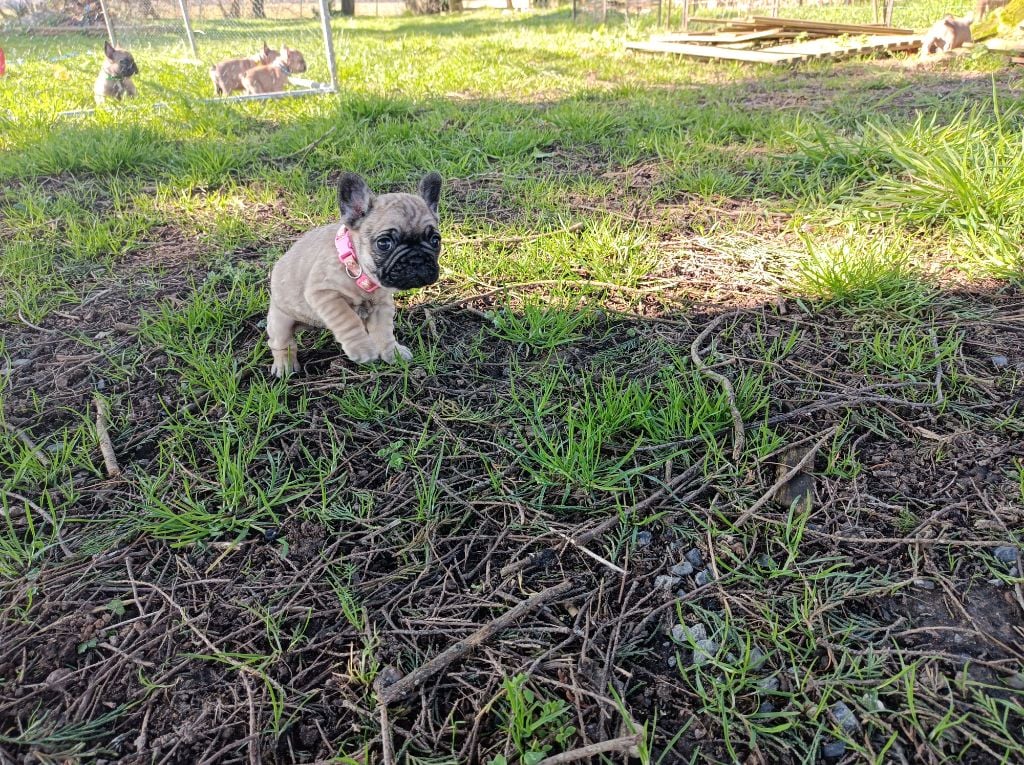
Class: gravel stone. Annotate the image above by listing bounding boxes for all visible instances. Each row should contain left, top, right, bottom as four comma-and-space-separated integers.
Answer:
757, 675, 780, 693
993, 546, 1020, 564
831, 701, 859, 734
822, 740, 846, 759
991, 355, 1009, 368
694, 570, 712, 587
635, 530, 653, 547
671, 623, 708, 644
685, 548, 705, 568
757, 701, 775, 715
692, 638, 718, 664
654, 575, 681, 591
669, 561, 694, 577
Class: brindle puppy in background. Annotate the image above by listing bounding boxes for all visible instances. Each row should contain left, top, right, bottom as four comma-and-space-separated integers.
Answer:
94, 41, 138, 104
266, 172, 443, 376
240, 46, 307, 95
210, 42, 278, 96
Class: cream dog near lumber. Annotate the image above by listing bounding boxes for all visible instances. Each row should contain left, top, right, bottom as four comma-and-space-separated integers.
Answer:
266, 172, 442, 376
921, 14, 974, 56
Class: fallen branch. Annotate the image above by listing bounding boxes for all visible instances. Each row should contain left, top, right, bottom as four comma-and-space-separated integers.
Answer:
691, 310, 746, 461
94, 394, 121, 478
377, 579, 574, 705
535, 734, 642, 765
731, 426, 837, 528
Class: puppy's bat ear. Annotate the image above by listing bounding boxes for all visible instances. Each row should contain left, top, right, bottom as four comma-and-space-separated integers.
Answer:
104, 40, 116, 60
418, 172, 442, 216
338, 173, 373, 228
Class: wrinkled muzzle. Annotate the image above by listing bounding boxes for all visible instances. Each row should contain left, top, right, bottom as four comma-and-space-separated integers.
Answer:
378, 244, 440, 290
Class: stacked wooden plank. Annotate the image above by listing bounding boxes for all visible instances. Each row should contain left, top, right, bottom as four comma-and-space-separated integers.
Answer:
626, 16, 922, 65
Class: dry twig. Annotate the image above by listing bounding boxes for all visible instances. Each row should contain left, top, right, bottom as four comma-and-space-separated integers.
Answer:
690, 310, 746, 461
93, 394, 121, 478
378, 580, 574, 704
534, 734, 642, 765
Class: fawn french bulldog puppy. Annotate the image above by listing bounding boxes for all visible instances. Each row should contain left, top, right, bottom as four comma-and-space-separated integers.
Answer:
94, 41, 138, 104
266, 172, 443, 376
210, 42, 277, 95
240, 46, 307, 95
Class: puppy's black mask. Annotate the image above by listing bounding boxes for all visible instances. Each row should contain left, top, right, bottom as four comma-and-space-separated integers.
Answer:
372, 228, 441, 291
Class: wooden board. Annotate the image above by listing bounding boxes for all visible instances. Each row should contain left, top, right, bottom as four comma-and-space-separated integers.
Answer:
627, 34, 922, 64
649, 29, 792, 44
763, 34, 922, 59
749, 16, 914, 35
626, 41, 803, 63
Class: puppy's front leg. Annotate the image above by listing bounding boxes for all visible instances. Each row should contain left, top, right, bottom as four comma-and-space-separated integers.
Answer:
124, 80, 137, 98
307, 288, 379, 364
366, 302, 412, 362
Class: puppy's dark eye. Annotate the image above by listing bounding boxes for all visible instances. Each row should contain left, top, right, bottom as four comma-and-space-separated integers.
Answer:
376, 236, 394, 253
429, 233, 441, 248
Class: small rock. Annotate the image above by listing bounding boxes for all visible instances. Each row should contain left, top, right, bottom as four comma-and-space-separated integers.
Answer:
654, 575, 681, 591
685, 548, 704, 568
670, 561, 694, 577
831, 701, 859, 734
773, 445, 816, 511
757, 701, 775, 715
993, 546, 1020, 564
1010, 565, 1020, 578
694, 570, 712, 587
667, 655, 677, 669
913, 578, 936, 590
692, 638, 718, 664
635, 530, 653, 547
748, 647, 766, 671
0, 359, 31, 375
755, 554, 774, 568
822, 740, 846, 759
757, 675, 780, 693
671, 623, 708, 644
1003, 672, 1024, 690
991, 355, 1009, 368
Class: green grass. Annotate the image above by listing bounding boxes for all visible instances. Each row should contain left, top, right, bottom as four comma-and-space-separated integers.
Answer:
1, 4, 1023, 764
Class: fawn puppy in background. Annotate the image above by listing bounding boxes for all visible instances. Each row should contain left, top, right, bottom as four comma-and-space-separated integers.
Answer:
266, 172, 443, 376
240, 46, 307, 95
210, 42, 277, 95
94, 41, 138, 104
921, 14, 974, 57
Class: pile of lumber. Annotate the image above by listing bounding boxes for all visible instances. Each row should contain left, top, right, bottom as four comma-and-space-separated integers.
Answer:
626, 16, 922, 64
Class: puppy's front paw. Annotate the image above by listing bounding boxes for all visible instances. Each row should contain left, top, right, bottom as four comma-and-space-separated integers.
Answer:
270, 347, 300, 378
342, 341, 380, 365
380, 343, 413, 363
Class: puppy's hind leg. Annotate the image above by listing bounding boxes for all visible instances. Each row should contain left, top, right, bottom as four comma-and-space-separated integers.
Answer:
267, 302, 300, 377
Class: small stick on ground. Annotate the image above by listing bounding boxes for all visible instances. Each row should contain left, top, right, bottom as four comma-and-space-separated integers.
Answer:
556, 532, 626, 576
3, 422, 50, 467
378, 695, 396, 765
447, 221, 584, 246
691, 310, 746, 461
94, 394, 122, 478
929, 329, 944, 405
377, 579, 574, 705
534, 734, 642, 765
732, 426, 837, 529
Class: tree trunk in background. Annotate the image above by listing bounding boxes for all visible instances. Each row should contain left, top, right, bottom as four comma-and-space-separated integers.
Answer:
341, 0, 355, 15
252, 0, 265, 17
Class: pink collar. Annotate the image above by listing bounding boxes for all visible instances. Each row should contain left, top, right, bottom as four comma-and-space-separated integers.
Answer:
335, 226, 379, 293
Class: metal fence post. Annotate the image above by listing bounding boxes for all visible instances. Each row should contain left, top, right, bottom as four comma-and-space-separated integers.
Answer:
318, 0, 340, 92
177, 0, 200, 59
97, 0, 116, 46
